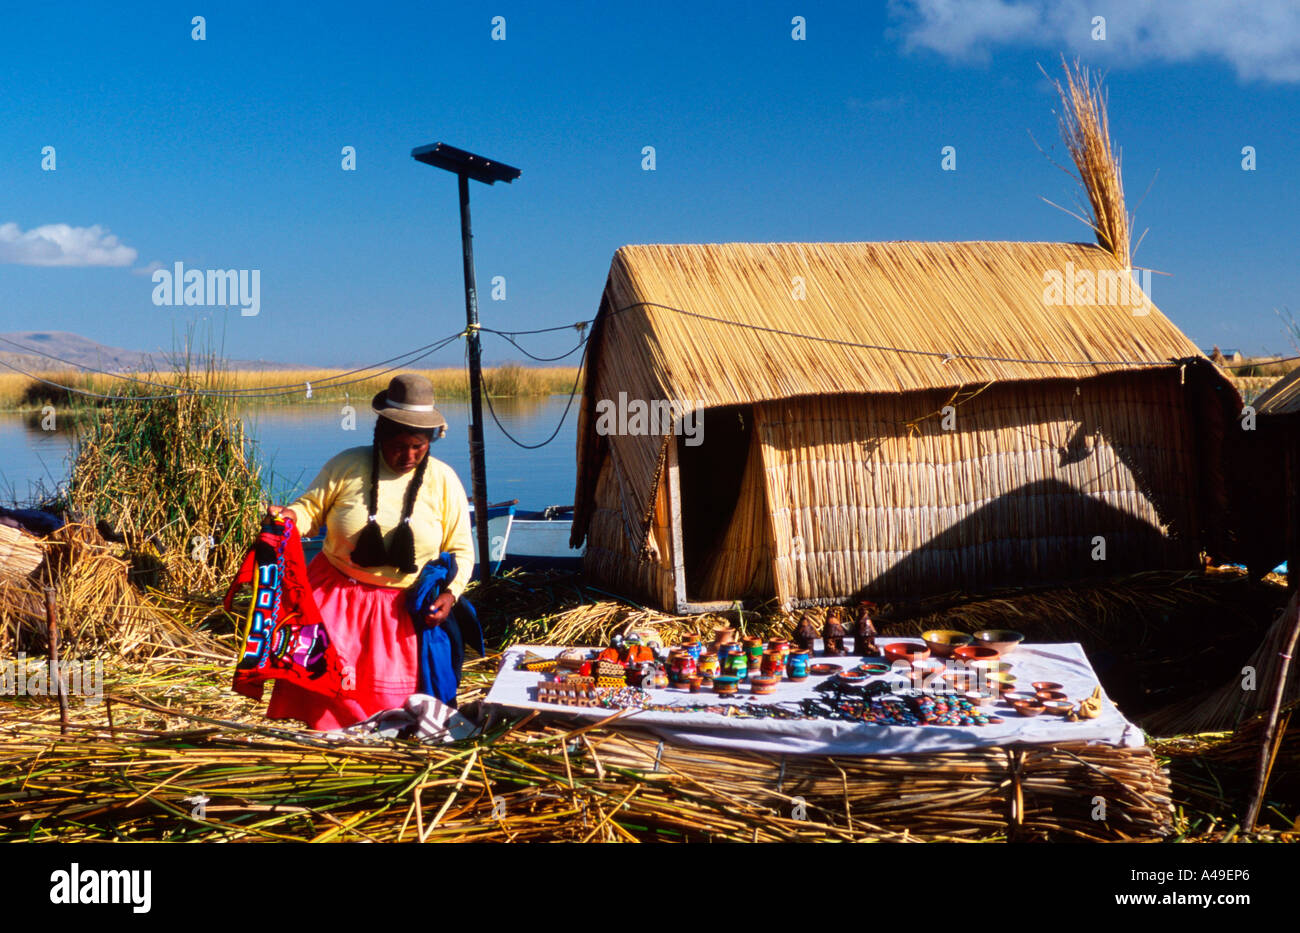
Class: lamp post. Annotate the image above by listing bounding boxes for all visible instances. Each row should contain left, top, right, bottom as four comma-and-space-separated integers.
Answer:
412, 142, 521, 582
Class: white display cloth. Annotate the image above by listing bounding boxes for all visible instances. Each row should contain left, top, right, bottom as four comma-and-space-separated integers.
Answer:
485, 641, 1145, 756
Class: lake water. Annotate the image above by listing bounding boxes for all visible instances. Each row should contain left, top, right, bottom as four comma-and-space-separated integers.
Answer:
0, 395, 579, 510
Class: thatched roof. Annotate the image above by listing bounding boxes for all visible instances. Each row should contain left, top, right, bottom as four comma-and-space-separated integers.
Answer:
572, 240, 1214, 549
1254, 366, 1300, 416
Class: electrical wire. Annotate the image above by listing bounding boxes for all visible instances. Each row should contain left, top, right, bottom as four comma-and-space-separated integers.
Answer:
483, 328, 587, 362
0, 332, 464, 397
479, 339, 589, 449
0, 332, 465, 402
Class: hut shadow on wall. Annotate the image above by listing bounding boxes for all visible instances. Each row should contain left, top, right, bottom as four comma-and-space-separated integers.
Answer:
853, 476, 1193, 603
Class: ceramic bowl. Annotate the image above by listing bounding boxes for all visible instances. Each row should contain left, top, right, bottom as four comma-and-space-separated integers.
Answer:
944, 671, 979, 691
1036, 690, 1068, 702
969, 659, 1013, 675
1003, 691, 1038, 705
921, 629, 973, 658
986, 672, 1018, 693
1013, 699, 1045, 717
964, 690, 998, 707
973, 629, 1024, 654
1043, 700, 1074, 716
857, 661, 892, 676
1031, 681, 1064, 692
883, 642, 930, 664
953, 644, 1000, 663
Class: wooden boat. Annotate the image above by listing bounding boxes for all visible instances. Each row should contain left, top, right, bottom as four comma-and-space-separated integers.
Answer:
299, 501, 576, 572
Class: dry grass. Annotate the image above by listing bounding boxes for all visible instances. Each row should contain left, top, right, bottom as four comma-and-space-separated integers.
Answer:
1044, 57, 1131, 265
0, 365, 580, 411
0, 524, 227, 662
65, 359, 265, 597
2, 566, 1297, 842
0, 657, 1175, 843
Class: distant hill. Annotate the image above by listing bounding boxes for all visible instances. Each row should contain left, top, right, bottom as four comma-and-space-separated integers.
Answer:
0, 331, 292, 372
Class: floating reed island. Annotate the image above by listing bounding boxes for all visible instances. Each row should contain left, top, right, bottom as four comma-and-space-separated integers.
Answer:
2, 62, 1298, 844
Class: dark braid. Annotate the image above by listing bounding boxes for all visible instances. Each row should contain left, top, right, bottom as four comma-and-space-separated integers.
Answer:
350, 422, 389, 567
350, 418, 433, 573
388, 452, 429, 574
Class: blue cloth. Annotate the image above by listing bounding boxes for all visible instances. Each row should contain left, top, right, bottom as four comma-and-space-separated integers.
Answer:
405, 553, 485, 706
0, 507, 63, 536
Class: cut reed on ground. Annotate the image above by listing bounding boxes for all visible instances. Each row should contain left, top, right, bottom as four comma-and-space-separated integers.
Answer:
0, 691, 1174, 842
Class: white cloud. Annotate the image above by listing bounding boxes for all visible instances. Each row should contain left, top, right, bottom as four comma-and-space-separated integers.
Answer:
0, 222, 138, 267
131, 260, 165, 277
890, 0, 1300, 83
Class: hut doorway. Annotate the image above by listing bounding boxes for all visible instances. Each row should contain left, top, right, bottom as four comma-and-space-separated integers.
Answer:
675, 405, 774, 602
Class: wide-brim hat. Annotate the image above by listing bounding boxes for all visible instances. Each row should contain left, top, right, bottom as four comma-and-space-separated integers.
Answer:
372, 374, 448, 431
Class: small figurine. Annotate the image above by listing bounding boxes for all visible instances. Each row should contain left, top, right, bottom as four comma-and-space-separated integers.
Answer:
854, 601, 880, 658
822, 610, 847, 657
793, 614, 820, 653
1076, 686, 1103, 720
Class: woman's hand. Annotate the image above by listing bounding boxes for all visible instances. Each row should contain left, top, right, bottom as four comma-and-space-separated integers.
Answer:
424, 592, 456, 627
266, 505, 298, 524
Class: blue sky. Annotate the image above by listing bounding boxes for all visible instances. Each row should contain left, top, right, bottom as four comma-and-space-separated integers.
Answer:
2, 0, 1298, 366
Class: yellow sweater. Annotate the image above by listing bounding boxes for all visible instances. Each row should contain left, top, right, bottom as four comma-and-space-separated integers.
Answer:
288, 446, 474, 598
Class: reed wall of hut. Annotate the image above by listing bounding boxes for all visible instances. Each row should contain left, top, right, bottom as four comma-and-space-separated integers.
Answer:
571, 242, 1241, 611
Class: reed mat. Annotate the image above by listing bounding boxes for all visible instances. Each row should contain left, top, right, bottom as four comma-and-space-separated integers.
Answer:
0, 661, 1173, 843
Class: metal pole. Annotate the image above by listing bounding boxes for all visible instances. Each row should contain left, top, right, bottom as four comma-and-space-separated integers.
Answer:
457, 173, 493, 582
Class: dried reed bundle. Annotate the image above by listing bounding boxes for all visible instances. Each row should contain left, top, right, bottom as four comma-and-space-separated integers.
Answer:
1045, 58, 1131, 265
0, 524, 225, 662
1146, 599, 1300, 735
0, 525, 43, 581
0, 700, 1173, 843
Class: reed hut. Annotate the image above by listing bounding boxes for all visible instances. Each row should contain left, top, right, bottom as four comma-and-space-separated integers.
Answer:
1232, 367, 1300, 582
570, 240, 1241, 612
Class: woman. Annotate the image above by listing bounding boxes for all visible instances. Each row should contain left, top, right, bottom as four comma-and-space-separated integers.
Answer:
266, 373, 474, 730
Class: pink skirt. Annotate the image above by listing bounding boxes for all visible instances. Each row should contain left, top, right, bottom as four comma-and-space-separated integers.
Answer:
266, 553, 418, 730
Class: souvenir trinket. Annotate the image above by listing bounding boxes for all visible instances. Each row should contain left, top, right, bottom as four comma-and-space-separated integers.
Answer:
793, 615, 819, 652
713, 675, 740, 696
724, 651, 748, 679
973, 629, 1023, 655
882, 642, 928, 664
822, 613, 847, 656
761, 649, 785, 678
1076, 686, 1103, 719
788, 650, 810, 681
855, 602, 881, 657
920, 629, 971, 659
669, 651, 697, 685
698, 652, 719, 678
